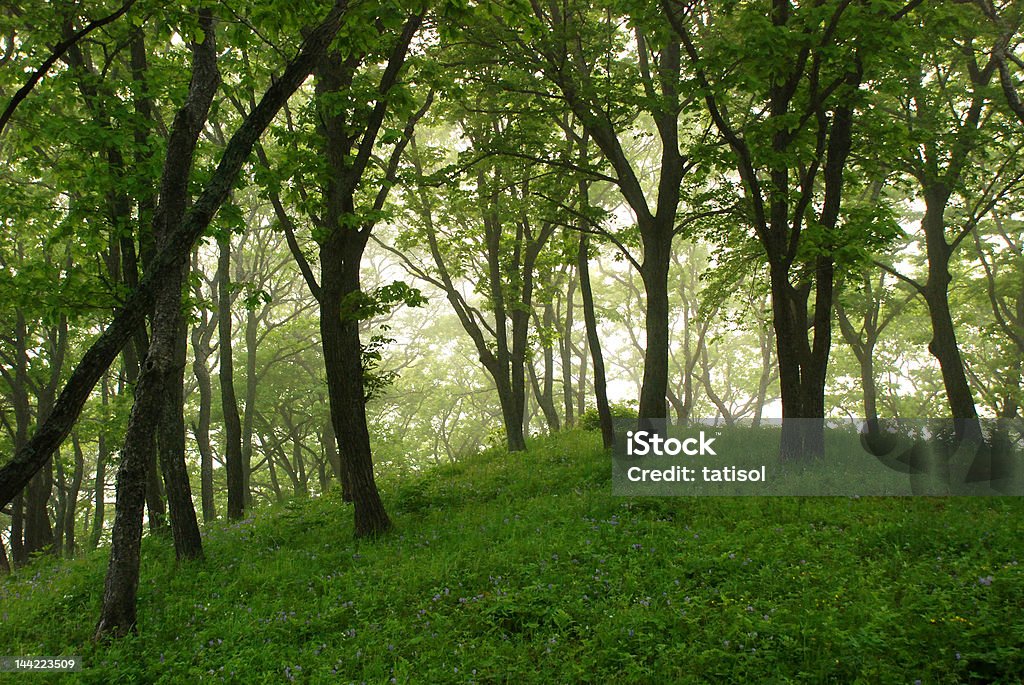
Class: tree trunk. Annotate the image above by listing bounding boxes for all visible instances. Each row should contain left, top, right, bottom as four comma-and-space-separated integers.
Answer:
95, 336, 170, 638
122, 331, 166, 533
146, 13, 219, 558
667, 389, 687, 424
322, 418, 346, 497
319, 235, 392, 537
494, 371, 528, 452
143, 450, 166, 533
576, 332, 588, 419
90, 374, 109, 549
218, 237, 245, 520
528, 360, 560, 433
317, 453, 328, 494
770, 268, 817, 460
578, 233, 614, 448
751, 319, 774, 429
861, 354, 879, 423
190, 325, 216, 522
24, 466, 55, 556
800, 256, 834, 457
0, 534, 10, 575
55, 448, 68, 557
921, 194, 981, 429
301, 11, 426, 537
242, 307, 258, 508
97, 7, 225, 620
10, 311, 31, 565
13, 310, 55, 558
98, 212, 207, 635
638, 236, 671, 420
10, 494, 25, 565
531, 305, 562, 433
292, 435, 308, 498
491, 206, 533, 452
541, 303, 561, 431
65, 433, 85, 557
266, 444, 284, 503
560, 275, 576, 426
157, 268, 203, 560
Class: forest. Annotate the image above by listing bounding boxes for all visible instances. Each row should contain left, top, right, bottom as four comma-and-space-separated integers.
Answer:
1, 0, 1024, 681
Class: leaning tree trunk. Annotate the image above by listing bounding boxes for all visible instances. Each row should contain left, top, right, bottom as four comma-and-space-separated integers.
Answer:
578, 233, 614, 448
95, 316, 175, 638
921, 195, 981, 432
97, 8, 223, 638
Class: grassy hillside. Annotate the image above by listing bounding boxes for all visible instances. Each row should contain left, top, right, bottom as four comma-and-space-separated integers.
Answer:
2, 430, 1023, 683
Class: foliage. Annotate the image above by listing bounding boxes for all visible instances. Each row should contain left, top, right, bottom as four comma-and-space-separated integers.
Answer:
579, 402, 638, 431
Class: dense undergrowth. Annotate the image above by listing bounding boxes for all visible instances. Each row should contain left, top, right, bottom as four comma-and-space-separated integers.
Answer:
2, 430, 1023, 683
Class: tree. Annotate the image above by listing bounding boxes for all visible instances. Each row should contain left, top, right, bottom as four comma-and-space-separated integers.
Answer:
878, 2, 1024, 431
0, 0, 351, 517
255, 1, 429, 536
188, 251, 218, 522
97, 7, 224, 637
217, 234, 246, 520
0, 0, 351, 639
577, 229, 615, 448
836, 270, 918, 426
394, 118, 565, 452
471, 1, 725, 421
667, 0, 916, 457
970, 211, 1024, 417
962, 0, 1024, 125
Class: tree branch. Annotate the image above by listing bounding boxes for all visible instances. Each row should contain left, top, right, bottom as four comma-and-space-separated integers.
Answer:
0, 0, 138, 137
872, 260, 926, 296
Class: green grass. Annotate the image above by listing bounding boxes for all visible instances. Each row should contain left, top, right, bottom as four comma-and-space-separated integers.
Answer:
2, 429, 1023, 683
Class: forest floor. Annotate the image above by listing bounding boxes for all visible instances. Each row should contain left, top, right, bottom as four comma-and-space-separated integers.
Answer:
2, 429, 1023, 683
